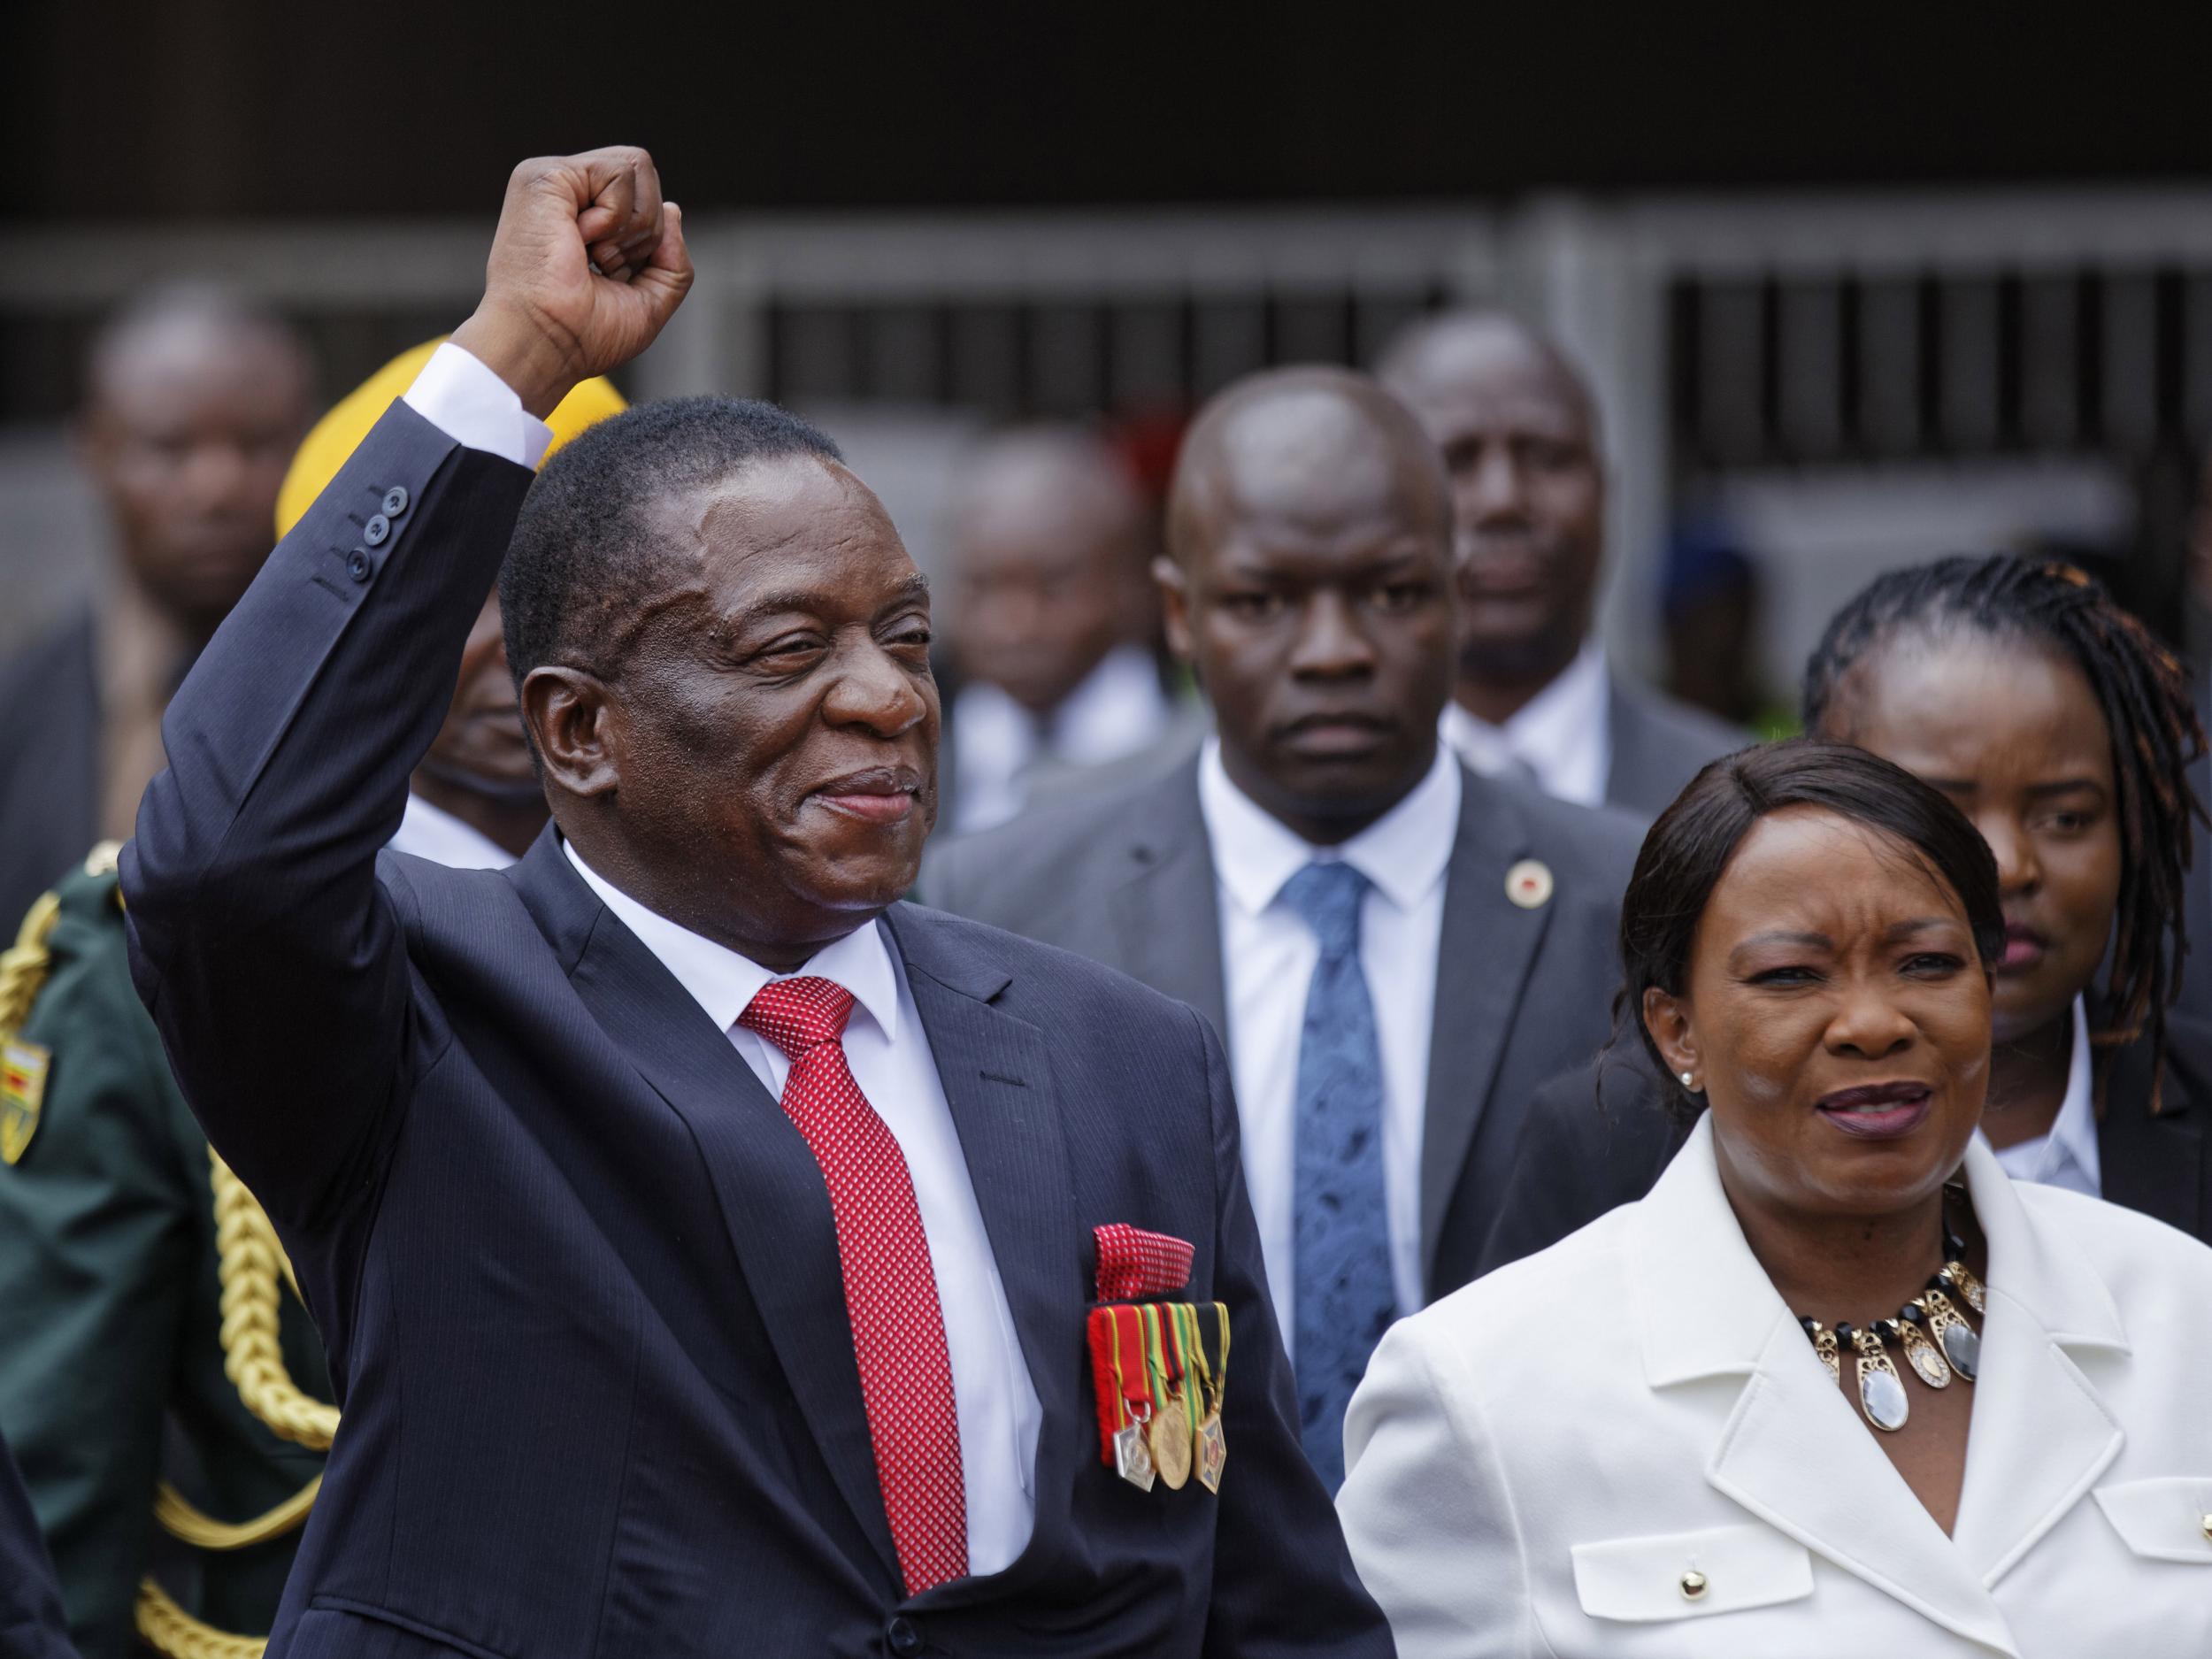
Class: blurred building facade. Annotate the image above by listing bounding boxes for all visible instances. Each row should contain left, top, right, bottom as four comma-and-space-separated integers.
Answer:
4, 188, 2209, 694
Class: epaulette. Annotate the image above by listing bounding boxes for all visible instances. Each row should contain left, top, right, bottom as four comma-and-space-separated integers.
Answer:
0, 842, 123, 1164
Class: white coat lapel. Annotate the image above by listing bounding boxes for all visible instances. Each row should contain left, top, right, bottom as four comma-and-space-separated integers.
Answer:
1947, 1136, 2128, 1588
1628, 1118, 2020, 1656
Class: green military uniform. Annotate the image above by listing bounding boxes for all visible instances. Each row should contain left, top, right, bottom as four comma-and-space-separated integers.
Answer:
0, 846, 331, 1658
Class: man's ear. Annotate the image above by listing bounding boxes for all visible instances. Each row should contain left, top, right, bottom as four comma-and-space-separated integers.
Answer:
1153, 555, 1194, 664
523, 665, 620, 799
1641, 986, 1701, 1093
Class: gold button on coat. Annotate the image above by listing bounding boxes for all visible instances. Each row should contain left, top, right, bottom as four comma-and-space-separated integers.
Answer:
1678, 1570, 1709, 1599
2200, 1513, 2212, 1540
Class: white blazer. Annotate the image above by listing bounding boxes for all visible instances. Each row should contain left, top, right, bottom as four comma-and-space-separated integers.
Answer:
1339, 1113, 2212, 1657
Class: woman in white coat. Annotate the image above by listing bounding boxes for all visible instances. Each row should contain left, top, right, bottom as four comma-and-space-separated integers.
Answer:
1339, 739, 2212, 1657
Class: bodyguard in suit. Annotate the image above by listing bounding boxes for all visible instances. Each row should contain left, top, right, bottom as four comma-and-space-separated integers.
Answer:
0, 288, 313, 935
122, 148, 1388, 1658
1376, 310, 1744, 818
926, 365, 1643, 1485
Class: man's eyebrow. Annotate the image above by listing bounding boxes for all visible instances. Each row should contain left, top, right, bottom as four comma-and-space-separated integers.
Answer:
2024, 778, 2106, 801
1882, 916, 1957, 943
732, 571, 933, 623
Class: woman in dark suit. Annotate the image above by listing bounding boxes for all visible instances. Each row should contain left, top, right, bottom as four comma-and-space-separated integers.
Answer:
1482, 555, 2212, 1268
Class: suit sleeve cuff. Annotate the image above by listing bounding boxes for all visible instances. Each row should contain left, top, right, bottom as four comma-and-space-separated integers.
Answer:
401, 341, 557, 470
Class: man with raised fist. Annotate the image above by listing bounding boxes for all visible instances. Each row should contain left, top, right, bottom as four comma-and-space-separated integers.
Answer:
122, 149, 1390, 1657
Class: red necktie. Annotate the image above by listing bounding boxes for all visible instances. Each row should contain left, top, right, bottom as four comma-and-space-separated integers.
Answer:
740, 976, 968, 1594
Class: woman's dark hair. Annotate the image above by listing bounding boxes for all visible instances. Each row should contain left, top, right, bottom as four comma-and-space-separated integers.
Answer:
1618, 739, 2007, 1121
1801, 554, 2207, 1108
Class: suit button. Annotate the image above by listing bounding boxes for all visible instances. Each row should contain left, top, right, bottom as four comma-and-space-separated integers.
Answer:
1678, 1569, 1709, 1600
2201, 1512, 2212, 1540
886, 1615, 923, 1655
362, 512, 391, 547
345, 549, 372, 583
380, 485, 410, 517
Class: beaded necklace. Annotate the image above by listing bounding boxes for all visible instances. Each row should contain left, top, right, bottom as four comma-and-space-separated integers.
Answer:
1796, 1186, 1987, 1432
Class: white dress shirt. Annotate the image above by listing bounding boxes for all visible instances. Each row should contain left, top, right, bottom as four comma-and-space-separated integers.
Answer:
1197, 738, 1459, 1341
1979, 997, 2101, 1199
950, 644, 1179, 833
1440, 638, 1611, 809
562, 841, 1042, 1575
404, 344, 1043, 1573
387, 793, 518, 871
402, 341, 556, 470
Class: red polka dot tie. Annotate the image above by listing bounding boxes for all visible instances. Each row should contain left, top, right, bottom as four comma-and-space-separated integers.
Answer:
740, 976, 968, 1595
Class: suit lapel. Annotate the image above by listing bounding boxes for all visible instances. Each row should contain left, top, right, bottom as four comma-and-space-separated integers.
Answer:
1418, 776, 1550, 1283
1947, 1136, 2131, 1596
883, 906, 1084, 1595
1108, 760, 1228, 1040
512, 839, 904, 1588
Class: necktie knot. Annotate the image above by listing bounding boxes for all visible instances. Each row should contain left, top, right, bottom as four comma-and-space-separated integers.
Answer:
739, 976, 856, 1058
1279, 859, 1369, 961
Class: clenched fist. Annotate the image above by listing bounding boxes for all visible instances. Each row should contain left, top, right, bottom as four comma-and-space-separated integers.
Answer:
450, 147, 693, 418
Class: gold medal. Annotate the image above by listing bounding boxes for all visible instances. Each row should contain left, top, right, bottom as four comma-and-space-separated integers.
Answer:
1148, 1399, 1193, 1489
1140, 1305, 1191, 1489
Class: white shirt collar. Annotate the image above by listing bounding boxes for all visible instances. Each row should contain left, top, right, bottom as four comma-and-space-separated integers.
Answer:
1196, 735, 1461, 918
388, 792, 520, 871
560, 839, 902, 1044
1980, 997, 2101, 1195
1440, 638, 1610, 807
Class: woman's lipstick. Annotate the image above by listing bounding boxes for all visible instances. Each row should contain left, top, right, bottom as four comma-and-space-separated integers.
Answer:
1815, 1081, 1933, 1140
1996, 921, 2047, 975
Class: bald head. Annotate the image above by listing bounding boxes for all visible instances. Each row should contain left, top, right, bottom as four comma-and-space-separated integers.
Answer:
1158, 367, 1456, 843
81, 285, 315, 636
1166, 365, 1451, 570
1379, 311, 1607, 703
947, 425, 1155, 716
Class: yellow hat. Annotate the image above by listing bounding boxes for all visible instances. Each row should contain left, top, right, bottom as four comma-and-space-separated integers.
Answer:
275, 337, 627, 538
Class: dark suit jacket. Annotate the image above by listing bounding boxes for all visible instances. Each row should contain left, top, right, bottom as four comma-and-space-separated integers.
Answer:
1603, 676, 1751, 820
0, 1431, 74, 1659
2178, 673, 2212, 1025
122, 404, 1389, 1659
923, 756, 1645, 1303
0, 611, 98, 937
1478, 1015, 2212, 1276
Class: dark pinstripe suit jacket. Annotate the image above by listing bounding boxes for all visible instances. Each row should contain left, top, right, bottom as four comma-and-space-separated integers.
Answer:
122, 405, 1389, 1659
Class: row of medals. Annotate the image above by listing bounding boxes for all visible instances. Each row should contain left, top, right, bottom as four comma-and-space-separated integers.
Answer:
1803, 1251, 1987, 1432
1116, 1370, 1227, 1494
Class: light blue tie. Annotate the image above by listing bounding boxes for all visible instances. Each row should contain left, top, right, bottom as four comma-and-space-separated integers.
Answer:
1280, 859, 1395, 1492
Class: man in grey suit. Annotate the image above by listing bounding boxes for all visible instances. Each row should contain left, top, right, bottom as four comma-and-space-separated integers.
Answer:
1379, 310, 1746, 819
926, 365, 1642, 1485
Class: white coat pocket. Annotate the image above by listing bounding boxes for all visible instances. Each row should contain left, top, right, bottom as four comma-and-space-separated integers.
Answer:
1571, 1522, 1814, 1622
2092, 1476, 2212, 1565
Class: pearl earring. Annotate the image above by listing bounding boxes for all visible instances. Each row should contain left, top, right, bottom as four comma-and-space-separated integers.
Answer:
1679, 1071, 1695, 1089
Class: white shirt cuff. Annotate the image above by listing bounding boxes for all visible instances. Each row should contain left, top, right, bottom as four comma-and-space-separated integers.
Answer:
401, 341, 557, 470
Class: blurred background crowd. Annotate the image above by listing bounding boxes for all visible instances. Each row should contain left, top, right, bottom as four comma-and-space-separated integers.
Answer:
5, 11, 2211, 734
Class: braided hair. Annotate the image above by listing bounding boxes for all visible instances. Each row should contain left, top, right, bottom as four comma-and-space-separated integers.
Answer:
1802, 554, 2208, 1110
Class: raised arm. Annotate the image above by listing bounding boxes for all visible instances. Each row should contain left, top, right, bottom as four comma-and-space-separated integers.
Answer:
122, 149, 691, 1225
